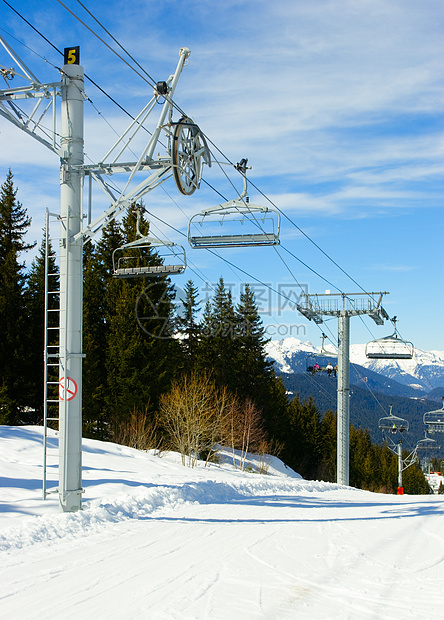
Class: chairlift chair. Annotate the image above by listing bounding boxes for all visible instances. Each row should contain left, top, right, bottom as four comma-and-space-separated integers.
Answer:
188, 161, 280, 248
423, 398, 444, 433
416, 433, 440, 452
112, 238, 186, 278
365, 317, 414, 360
112, 207, 186, 278
378, 406, 409, 434
306, 333, 337, 374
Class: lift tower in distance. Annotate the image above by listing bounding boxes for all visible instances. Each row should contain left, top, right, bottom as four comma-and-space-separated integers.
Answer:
299, 292, 388, 486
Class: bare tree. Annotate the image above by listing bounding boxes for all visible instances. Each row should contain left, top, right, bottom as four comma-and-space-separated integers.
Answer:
158, 373, 232, 467
224, 397, 267, 471
158, 373, 270, 470
112, 406, 161, 452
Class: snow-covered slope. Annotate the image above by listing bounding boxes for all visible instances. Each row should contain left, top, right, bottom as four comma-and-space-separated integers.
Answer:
266, 337, 444, 393
1, 425, 444, 619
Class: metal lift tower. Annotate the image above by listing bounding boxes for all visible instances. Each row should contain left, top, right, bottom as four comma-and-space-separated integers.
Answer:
0, 41, 210, 511
299, 292, 388, 485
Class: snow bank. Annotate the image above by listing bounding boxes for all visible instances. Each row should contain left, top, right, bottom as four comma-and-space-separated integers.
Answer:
0, 426, 344, 553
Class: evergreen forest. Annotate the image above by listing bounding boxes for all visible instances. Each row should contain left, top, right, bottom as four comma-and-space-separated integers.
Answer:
0, 171, 430, 494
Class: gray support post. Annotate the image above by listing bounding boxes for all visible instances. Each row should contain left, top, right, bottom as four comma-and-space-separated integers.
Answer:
397, 442, 403, 492
337, 308, 350, 485
58, 63, 84, 512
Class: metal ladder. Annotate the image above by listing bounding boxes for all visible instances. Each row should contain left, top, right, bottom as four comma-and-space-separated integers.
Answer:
42, 209, 65, 499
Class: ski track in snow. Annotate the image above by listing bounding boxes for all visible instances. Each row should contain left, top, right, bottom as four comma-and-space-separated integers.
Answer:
1, 426, 444, 619
0, 477, 341, 553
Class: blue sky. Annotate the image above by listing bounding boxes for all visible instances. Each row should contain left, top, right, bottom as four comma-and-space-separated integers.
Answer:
1, 0, 443, 351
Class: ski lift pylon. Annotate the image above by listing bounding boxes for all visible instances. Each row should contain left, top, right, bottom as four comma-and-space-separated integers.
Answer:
188, 159, 280, 248
365, 316, 414, 360
112, 207, 186, 278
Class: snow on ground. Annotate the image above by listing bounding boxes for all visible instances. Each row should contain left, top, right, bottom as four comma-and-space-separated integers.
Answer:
1, 426, 444, 619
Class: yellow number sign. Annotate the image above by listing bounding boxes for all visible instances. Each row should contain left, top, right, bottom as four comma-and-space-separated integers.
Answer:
64, 47, 80, 65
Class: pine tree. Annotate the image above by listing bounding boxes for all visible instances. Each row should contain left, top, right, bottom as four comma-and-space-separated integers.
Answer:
349, 426, 374, 489
100, 205, 180, 434
285, 396, 323, 479
82, 240, 108, 438
318, 409, 337, 482
198, 277, 238, 390
233, 283, 273, 396
0, 170, 35, 423
176, 279, 201, 373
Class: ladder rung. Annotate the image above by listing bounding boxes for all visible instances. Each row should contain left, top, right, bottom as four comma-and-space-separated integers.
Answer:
44, 488, 59, 495
46, 417, 59, 421
47, 327, 59, 330
46, 400, 59, 404
48, 291, 60, 294
47, 309, 59, 312
47, 381, 59, 385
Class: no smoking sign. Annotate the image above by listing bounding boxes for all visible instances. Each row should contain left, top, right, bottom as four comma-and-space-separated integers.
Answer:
59, 376, 78, 401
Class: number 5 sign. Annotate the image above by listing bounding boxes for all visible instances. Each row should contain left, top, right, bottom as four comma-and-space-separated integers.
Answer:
64, 46, 80, 65
59, 377, 78, 401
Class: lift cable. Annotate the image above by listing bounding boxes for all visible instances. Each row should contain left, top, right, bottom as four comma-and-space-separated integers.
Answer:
0, 0, 159, 141
53, 0, 348, 298
11, 0, 399, 317
4, 3, 408, 401
2, 12, 386, 371
149, 208, 339, 411
74, 0, 157, 80
54, 0, 157, 88
2, 6, 415, 437
7, 0, 391, 313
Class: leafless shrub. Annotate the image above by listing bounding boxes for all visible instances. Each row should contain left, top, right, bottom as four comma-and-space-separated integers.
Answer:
256, 438, 285, 475
223, 397, 267, 471
112, 407, 162, 452
158, 373, 233, 467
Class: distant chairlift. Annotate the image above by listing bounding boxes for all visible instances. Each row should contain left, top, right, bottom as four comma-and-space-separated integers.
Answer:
365, 316, 414, 360
416, 432, 440, 453
378, 405, 409, 434
423, 398, 444, 434
188, 159, 280, 248
112, 208, 186, 278
306, 333, 337, 375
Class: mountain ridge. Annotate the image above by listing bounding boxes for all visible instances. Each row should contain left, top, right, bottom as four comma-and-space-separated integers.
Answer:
266, 337, 444, 395
265, 337, 444, 449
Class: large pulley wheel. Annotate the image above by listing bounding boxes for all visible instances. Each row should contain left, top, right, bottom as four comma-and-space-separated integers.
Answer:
172, 117, 209, 196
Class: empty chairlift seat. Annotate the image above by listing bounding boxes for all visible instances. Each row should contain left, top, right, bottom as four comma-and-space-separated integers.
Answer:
188, 200, 280, 248
112, 237, 186, 278
188, 162, 280, 249
423, 399, 444, 434
365, 317, 414, 360
416, 433, 440, 452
